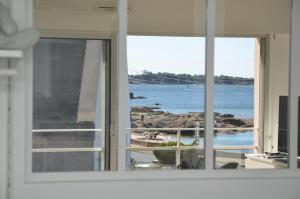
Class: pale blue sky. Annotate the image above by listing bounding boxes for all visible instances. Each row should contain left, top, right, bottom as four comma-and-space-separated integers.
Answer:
127, 36, 255, 78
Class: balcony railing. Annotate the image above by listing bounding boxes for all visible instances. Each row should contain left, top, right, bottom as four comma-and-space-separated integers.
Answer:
32, 129, 103, 153
126, 127, 258, 168
31, 127, 258, 169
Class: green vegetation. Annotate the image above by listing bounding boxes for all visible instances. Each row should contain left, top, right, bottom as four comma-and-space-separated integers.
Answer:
153, 141, 198, 165
129, 70, 254, 85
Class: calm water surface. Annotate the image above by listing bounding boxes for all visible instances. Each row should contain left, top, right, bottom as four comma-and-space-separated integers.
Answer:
129, 84, 254, 118
129, 84, 254, 150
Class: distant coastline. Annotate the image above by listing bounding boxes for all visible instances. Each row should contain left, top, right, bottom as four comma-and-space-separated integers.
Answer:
129, 71, 254, 85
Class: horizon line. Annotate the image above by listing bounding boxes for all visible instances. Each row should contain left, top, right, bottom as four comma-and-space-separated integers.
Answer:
128, 71, 254, 79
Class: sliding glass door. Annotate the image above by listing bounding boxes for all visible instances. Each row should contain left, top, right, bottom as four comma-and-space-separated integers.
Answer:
32, 38, 111, 172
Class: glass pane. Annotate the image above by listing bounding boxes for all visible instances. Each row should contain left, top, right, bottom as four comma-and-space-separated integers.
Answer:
213, 37, 256, 169
32, 38, 109, 172
128, 150, 176, 170
215, 150, 246, 169
126, 0, 206, 170
128, 149, 204, 170
214, 0, 291, 169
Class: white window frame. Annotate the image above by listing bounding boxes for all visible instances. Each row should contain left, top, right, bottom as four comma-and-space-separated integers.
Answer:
11, 0, 300, 184
29, 34, 113, 172
0, 55, 10, 199
25, 31, 119, 177
289, 0, 300, 171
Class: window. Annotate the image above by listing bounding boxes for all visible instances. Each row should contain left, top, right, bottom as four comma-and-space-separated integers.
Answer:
28, 0, 296, 176
213, 37, 257, 169
126, 36, 206, 170
126, 0, 207, 170
125, 0, 292, 171
214, 0, 291, 169
32, 38, 110, 172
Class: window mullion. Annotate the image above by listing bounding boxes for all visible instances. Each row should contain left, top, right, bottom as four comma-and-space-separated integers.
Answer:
205, 0, 216, 170
117, 0, 129, 172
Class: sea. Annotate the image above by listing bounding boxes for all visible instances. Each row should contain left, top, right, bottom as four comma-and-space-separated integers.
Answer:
129, 84, 254, 152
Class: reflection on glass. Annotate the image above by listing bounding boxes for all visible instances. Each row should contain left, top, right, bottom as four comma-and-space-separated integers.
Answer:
128, 149, 204, 170
215, 150, 245, 169
214, 0, 291, 169
128, 150, 176, 170
32, 38, 108, 172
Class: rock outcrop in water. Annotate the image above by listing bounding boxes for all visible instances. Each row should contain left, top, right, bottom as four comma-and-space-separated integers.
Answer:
129, 92, 146, 99
131, 106, 253, 134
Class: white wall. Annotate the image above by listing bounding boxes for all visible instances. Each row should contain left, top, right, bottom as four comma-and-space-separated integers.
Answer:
264, 34, 290, 152
263, 34, 300, 153
33, 0, 118, 33
77, 40, 103, 122
10, 178, 300, 199
215, 0, 290, 36
129, 0, 291, 36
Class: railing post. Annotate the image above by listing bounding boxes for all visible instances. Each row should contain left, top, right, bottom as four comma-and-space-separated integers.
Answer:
195, 123, 200, 145
176, 129, 181, 168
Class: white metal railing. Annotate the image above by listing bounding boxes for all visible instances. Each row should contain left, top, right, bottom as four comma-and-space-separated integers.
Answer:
32, 129, 103, 153
31, 128, 257, 163
0, 49, 23, 58
32, 148, 102, 153
127, 127, 258, 167
127, 145, 256, 151
126, 127, 254, 131
0, 69, 18, 77
32, 129, 102, 133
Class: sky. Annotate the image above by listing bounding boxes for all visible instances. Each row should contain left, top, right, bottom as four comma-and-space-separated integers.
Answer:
127, 36, 256, 78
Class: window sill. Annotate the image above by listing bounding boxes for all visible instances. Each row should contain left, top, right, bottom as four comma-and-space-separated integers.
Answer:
26, 168, 300, 183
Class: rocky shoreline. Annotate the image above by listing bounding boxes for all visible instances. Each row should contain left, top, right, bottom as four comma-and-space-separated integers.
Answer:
130, 106, 253, 147
131, 106, 253, 134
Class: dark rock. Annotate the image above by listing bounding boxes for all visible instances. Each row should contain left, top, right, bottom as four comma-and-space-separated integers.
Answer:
220, 118, 246, 126
222, 114, 234, 118
130, 106, 253, 134
152, 107, 161, 109
142, 132, 160, 140
131, 106, 153, 113
134, 96, 146, 99
129, 92, 146, 99
130, 92, 134, 99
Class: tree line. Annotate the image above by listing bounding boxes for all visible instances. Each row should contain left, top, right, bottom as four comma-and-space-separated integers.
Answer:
129, 71, 254, 85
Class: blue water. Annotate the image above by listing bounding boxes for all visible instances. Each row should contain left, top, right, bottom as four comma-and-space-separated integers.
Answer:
167, 132, 253, 146
129, 84, 254, 150
129, 84, 254, 119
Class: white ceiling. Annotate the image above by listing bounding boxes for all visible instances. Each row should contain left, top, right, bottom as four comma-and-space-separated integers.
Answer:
33, 0, 291, 36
